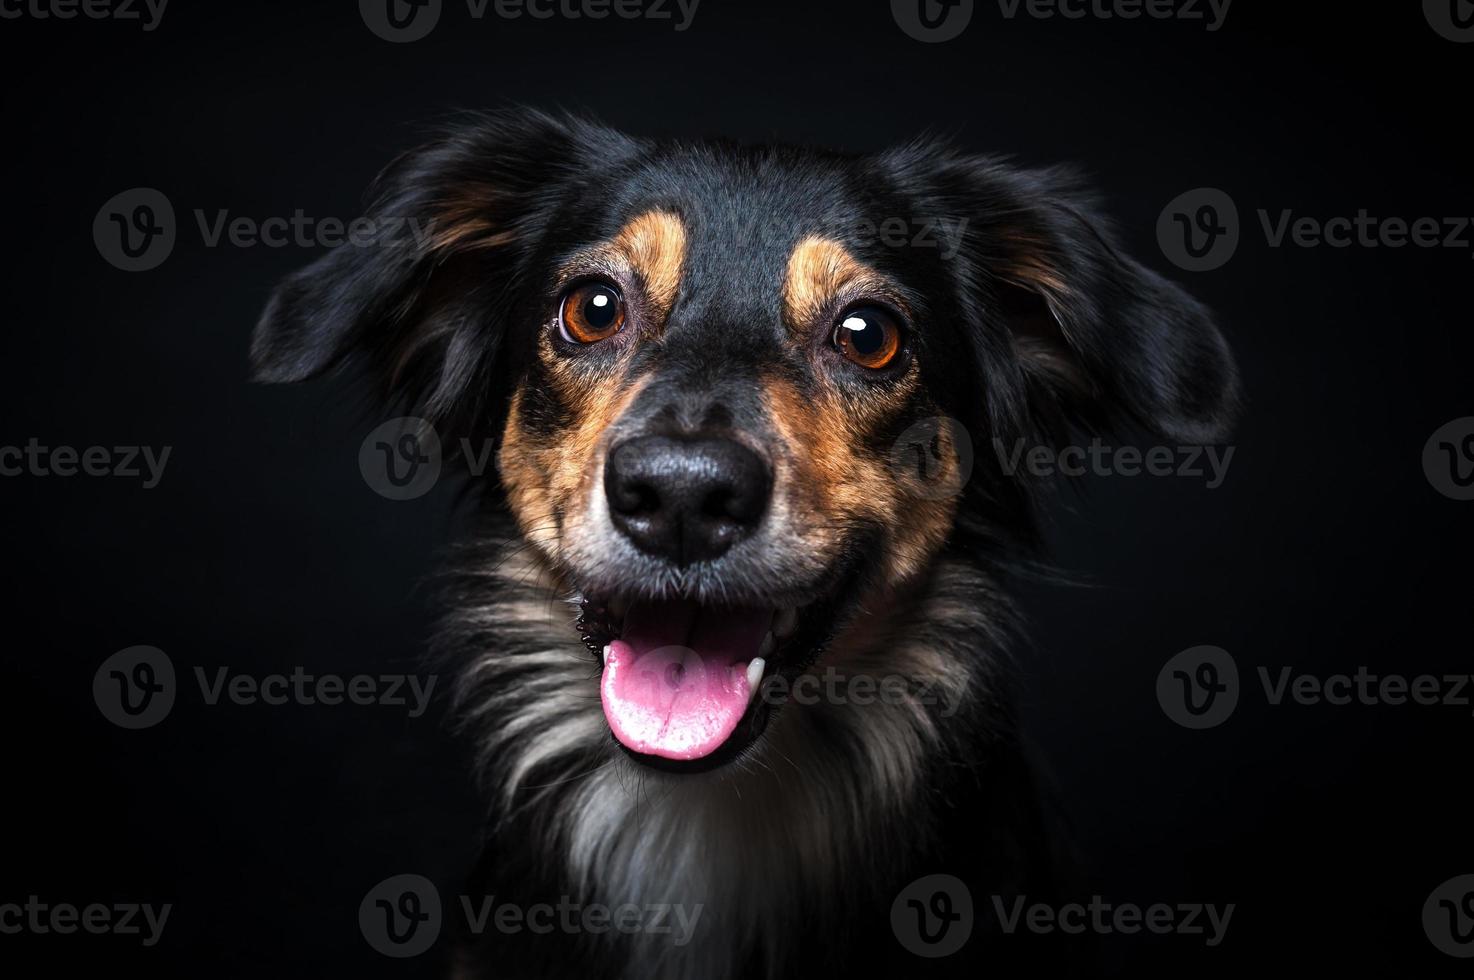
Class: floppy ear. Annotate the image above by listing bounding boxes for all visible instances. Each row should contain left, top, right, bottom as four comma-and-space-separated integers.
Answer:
251, 108, 638, 421
881, 145, 1240, 445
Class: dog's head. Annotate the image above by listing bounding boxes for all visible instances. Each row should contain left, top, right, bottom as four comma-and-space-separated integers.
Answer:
253, 109, 1237, 770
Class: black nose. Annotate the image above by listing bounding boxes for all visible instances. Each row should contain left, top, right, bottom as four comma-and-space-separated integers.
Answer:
605, 435, 771, 566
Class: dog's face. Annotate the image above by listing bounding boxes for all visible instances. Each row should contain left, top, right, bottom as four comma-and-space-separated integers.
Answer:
253, 110, 1237, 769
496, 177, 968, 764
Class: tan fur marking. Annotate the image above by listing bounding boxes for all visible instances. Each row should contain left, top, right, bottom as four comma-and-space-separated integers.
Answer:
500, 225, 950, 596
497, 213, 683, 560
783, 237, 894, 330
612, 211, 687, 321
762, 378, 956, 588
499, 374, 652, 562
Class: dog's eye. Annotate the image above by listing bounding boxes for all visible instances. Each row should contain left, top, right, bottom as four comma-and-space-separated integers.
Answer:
559, 282, 626, 345
832, 306, 903, 370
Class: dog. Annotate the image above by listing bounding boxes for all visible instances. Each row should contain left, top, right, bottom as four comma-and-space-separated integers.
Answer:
251, 108, 1238, 978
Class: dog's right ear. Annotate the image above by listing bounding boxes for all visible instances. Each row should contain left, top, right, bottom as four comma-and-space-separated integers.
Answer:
875, 142, 1239, 447
251, 109, 637, 419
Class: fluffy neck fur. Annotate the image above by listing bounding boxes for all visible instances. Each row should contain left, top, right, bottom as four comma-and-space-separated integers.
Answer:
442, 518, 1020, 980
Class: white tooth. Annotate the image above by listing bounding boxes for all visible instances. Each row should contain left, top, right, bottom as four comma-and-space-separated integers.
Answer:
773, 607, 798, 639
746, 658, 766, 697
608, 596, 628, 618
602, 644, 612, 667
758, 632, 775, 658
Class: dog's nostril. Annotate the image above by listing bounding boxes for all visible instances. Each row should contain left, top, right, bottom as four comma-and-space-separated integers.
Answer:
702, 482, 762, 525
610, 479, 660, 518
604, 435, 771, 566
701, 488, 734, 522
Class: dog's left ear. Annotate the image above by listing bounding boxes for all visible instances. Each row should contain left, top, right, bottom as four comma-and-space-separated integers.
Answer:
882, 148, 1240, 444
250, 108, 638, 421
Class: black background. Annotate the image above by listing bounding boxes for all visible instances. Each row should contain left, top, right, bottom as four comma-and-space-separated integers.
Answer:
1, 1, 1470, 976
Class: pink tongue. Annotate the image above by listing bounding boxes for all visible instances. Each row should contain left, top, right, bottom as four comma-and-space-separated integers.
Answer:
600, 600, 772, 760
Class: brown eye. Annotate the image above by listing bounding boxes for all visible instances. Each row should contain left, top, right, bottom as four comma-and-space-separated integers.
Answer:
559, 282, 626, 344
832, 306, 903, 370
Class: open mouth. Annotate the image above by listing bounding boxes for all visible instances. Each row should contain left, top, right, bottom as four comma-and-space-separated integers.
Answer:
575, 594, 827, 767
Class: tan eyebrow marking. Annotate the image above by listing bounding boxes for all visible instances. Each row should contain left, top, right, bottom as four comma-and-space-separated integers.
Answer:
552, 210, 688, 326
782, 236, 894, 329
611, 210, 687, 322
